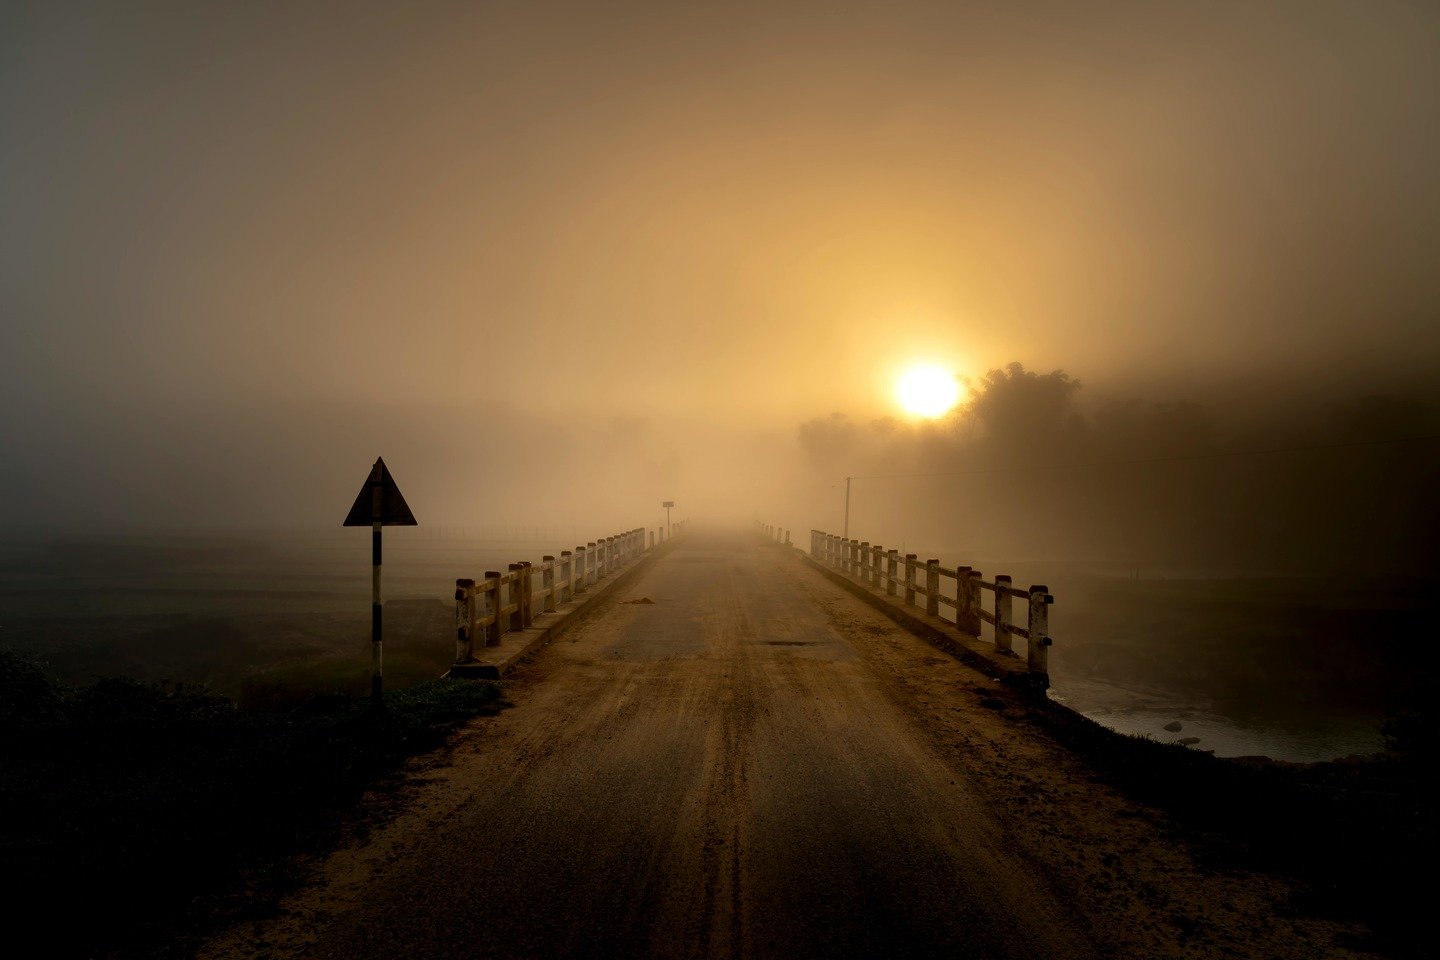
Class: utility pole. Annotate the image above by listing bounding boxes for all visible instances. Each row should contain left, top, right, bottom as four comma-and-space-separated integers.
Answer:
843, 476, 852, 538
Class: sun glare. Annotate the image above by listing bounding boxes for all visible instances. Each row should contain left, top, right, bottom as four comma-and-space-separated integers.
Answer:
896, 363, 962, 418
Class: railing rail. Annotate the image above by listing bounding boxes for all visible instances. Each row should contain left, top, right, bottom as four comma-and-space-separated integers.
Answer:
807, 529, 1053, 679
453, 525, 675, 664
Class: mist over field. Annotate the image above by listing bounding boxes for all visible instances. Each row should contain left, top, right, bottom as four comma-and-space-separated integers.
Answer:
7, 358, 1437, 583
0, 391, 797, 536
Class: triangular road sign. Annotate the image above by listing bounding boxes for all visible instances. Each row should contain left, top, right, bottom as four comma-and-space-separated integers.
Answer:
343, 457, 418, 526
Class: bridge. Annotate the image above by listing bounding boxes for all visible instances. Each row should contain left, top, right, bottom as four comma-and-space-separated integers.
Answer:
199, 525, 1360, 960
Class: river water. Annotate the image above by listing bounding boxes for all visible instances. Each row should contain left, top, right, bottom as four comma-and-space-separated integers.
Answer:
912, 556, 1419, 764
1047, 674, 1385, 763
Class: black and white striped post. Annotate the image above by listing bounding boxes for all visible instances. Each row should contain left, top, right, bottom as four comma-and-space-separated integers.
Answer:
343, 457, 418, 709
370, 514, 381, 703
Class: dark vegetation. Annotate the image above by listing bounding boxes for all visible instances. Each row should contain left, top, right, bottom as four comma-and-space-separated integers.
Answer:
0, 648, 504, 959
1027, 694, 1438, 959
801, 362, 1440, 576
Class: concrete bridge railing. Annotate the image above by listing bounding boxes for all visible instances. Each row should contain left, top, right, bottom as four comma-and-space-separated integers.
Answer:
760, 524, 791, 545
808, 529, 1053, 680
452, 523, 682, 664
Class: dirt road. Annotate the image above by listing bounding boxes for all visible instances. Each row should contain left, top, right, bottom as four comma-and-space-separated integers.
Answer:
201, 531, 1377, 959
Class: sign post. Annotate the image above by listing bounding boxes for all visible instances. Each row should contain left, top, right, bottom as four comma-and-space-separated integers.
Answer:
343, 457, 418, 708
662, 500, 674, 540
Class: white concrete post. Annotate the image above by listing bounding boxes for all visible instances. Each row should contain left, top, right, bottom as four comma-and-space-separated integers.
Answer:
994, 574, 1014, 654
542, 557, 556, 613
484, 572, 502, 647
1028, 585, 1052, 676
573, 547, 587, 595
454, 579, 475, 662
925, 559, 940, 617
532, 560, 542, 623
967, 571, 983, 636
956, 567, 973, 633
508, 564, 526, 631
904, 554, 917, 606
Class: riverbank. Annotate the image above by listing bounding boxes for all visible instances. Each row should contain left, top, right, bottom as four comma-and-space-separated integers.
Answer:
1024, 689, 1436, 958
1048, 673, 1385, 762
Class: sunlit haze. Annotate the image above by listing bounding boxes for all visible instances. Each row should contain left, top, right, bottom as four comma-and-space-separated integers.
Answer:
896, 364, 963, 418
1, 0, 1437, 553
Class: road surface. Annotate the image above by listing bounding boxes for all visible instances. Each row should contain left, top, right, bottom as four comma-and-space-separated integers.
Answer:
201, 531, 1375, 960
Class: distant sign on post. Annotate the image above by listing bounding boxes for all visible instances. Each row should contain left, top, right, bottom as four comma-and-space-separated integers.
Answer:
662, 501, 674, 508
344, 458, 418, 527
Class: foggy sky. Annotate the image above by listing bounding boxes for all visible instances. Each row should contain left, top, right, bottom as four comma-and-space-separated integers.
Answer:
3, 1, 1439, 533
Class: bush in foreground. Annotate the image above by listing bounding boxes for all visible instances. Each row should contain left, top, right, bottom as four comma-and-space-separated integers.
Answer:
0, 649, 503, 958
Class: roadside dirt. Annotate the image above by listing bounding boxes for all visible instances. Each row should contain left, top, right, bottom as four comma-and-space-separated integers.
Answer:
197, 532, 1380, 960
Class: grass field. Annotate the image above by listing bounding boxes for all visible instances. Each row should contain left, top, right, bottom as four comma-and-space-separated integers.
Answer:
0, 531, 566, 699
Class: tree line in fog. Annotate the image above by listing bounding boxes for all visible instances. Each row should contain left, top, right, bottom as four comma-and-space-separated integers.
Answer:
798, 363, 1440, 574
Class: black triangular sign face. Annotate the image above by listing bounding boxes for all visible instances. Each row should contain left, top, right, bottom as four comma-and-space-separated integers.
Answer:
343, 457, 418, 526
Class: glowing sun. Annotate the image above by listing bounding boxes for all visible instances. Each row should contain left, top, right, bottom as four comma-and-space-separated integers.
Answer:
896, 363, 962, 418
